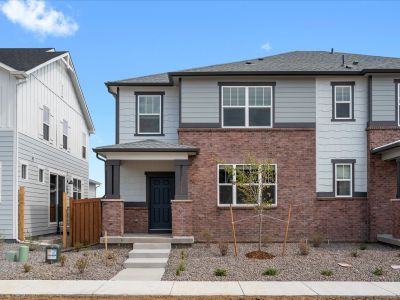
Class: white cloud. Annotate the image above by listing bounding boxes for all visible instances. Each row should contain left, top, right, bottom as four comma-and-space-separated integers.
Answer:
0, 0, 78, 37
261, 42, 272, 51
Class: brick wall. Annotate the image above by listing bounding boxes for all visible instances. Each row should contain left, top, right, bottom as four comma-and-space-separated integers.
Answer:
391, 200, 400, 238
124, 207, 148, 233
367, 128, 400, 241
101, 200, 124, 236
171, 200, 193, 236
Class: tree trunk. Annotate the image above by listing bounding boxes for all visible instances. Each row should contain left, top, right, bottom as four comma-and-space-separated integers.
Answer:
258, 208, 263, 251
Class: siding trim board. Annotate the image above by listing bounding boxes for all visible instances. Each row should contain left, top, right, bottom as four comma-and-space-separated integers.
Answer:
395, 79, 400, 127
116, 87, 119, 144
134, 91, 165, 136
217, 82, 277, 86
330, 81, 356, 122
368, 76, 372, 125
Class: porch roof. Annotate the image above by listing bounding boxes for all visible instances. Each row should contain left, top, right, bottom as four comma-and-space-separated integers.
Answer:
93, 139, 199, 154
371, 140, 400, 161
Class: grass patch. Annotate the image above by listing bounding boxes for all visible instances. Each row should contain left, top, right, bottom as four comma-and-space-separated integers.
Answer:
262, 268, 278, 276
176, 260, 185, 276
372, 267, 383, 276
214, 268, 227, 276
351, 251, 359, 257
320, 269, 333, 276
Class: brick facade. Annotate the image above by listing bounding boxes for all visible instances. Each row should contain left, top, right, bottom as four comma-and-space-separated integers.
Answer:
101, 199, 124, 236
367, 127, 400, 241
391, 200, 400, 238
171, 200, 193, 236
124, 207, 148, 233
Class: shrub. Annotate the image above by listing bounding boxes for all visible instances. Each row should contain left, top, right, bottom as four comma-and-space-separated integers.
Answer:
351, 251, 359, 258
298, 239, 310, 255
262, 268, 278, 276
104, 251, 115, 260
179, 250, 186, 260
75, 257, 89, 274
176, 260, 185, 276
23, 263, 32, 273
372, 267, 383, 276
320, 269, 333, 276
310, 233, 323, 248
359, 244, 367, 250
60, 255, 67, 267
214, 268, 227, 276
218, 241, 229, 256
201, 230, 212, 248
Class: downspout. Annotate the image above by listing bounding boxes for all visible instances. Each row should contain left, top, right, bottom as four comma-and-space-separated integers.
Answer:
95, 153, 106, 198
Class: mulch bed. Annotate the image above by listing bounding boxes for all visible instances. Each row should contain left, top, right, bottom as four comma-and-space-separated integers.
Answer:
245, 250, 275, 259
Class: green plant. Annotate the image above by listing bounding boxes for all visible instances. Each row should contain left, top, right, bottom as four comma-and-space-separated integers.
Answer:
214, 268, 227, 276
75, 257, 89, 274
262, 268, 278, 276
60, 255, 67, 267
23, 263, 32, 273
180, 250, 186, 260
351, 251, 359, 258
320, 269, 333, 276
372, 267, 383, 276
176, 260, 185, 276
310, 233, 323, 248
359, 244, 367, 250
298, 239, 310, 255
218, 241, 229, 256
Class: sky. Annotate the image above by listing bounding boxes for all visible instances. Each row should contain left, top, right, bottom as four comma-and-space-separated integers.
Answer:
0, 0, 399, 195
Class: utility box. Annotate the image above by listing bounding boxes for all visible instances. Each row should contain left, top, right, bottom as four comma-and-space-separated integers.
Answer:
45, 245, 61, 263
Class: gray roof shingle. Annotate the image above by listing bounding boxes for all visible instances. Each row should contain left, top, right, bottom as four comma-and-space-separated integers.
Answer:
106, 51, 400, 86
93, 139, 199, 153
0, 48, 67, 71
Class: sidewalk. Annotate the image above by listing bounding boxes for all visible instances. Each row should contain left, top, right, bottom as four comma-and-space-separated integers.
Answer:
0, 280, 400, 297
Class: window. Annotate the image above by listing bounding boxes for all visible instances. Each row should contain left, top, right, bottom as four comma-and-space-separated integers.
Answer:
222, 85, 273, 127
82, 133, 86, 159
335, 163, 352, 197
62, 120, 68, 150
73, 178, 82, 199
43, 106, 50, 141
218, 164, 277, 206
331, 82, 354, 120
136, 94, 162, 134
38, 168, 44, 183
21, 164, 27, 180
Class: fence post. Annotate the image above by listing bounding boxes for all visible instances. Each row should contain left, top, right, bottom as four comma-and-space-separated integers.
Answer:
18, 186, 25, 241
70, 198, 74, 247
62, 192, 68, 248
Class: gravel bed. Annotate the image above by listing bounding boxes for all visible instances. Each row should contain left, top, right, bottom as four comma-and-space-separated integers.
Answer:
0, 243, 130, 280
163, 242, 400, 281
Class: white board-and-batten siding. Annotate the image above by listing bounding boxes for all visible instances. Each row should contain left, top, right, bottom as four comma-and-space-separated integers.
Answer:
316, 77, 368, 194
371, 75, 398, 122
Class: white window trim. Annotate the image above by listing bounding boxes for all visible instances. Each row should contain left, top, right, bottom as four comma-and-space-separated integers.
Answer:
62, 119, 68, 150
334, 85, 353, 120
20, 161, 29, 181
43, 106, 50, 141
334, 163, 353, 198
72, 177, 83, 199
82, 133, 87, 160
217, 163, 277, 207
137, 95, 162, 135
221, 86, 273, 128
38, 166, 46, 184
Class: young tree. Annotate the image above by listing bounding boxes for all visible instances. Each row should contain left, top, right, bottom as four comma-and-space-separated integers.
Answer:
225, 157, 275, 251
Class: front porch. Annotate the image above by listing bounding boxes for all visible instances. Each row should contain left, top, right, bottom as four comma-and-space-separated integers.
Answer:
94, 139, 198, 241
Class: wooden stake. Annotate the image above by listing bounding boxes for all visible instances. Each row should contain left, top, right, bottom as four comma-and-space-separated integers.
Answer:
281, 203, 292, 256
105, 230, 108, 252
230, 205, 238, 256
18, 186, 25, 241
62, 192, 68, 248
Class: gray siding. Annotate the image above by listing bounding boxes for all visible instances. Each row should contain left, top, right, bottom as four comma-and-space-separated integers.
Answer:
180, 77, 315, 125
119, 86, 179, 144
18, 133, 89, 236
372, 75, 398, 122
0, 130, 15, 239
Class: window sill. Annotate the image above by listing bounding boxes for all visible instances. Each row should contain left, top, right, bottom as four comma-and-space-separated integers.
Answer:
134, 133, 165, 136
316, 196, 367, 201
217, 204, 277, 210
331, 119, 356, 122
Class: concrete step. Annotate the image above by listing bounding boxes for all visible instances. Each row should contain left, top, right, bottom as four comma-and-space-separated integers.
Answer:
123, 257, 168, 268
129, 248, 170, 259
100, 235, 194, 245
133, 243, 171, 250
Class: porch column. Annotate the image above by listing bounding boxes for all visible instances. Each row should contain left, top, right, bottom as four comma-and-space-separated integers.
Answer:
397, 158, 400, 199
175, 159, 189, 199
105, 160, 120, 199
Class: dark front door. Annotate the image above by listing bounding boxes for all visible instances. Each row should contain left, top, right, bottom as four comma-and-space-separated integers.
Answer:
149, 175, 174, 232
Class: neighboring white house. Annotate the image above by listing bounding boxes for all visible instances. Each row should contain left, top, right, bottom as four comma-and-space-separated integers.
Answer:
89, 179, 101, 198
0, 48, 95, 239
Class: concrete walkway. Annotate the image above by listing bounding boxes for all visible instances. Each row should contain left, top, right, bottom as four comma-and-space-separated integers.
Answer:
0, 281, 400, 296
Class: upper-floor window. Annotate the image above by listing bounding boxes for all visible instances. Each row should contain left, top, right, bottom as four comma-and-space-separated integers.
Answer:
73, 178, 82, 199
331, 82, 355, 121
21, 164, 28, 180
62, 120, 68, 150
38, 168, 44, 183
82, 133, 87, 159
221, 85, 273, 127
136, 93, 163, 135
43, 106, 50, 141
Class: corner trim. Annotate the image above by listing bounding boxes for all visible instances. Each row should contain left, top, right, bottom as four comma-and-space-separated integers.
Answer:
395, 80, 399, 127
116, 87, 119, 144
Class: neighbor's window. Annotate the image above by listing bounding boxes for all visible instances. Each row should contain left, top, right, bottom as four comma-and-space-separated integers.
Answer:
332, 83, 354, 120
43, 106, 50, 141
73, 178, 82, 199
82, 133, 87, 159
21, 164, 27, 180
335, 164, 352, 197
62, 120, 68, 150
38, 168, 44, 183
137, 95, 162, 134
218, 164, 277, 206
222, 86, 273, 127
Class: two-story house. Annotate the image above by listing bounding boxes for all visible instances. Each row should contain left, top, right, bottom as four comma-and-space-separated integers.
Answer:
95, 51, 400, 242
0, 48, 94, 240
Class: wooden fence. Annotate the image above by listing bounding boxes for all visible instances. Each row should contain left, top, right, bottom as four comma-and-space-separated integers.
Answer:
70, 198, 102, 247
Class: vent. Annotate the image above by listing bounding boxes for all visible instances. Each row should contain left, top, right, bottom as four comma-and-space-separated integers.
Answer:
245, 61, 252, 65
